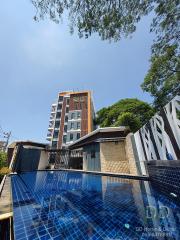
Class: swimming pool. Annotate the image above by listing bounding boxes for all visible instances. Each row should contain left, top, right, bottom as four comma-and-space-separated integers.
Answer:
11, 171, 180, 240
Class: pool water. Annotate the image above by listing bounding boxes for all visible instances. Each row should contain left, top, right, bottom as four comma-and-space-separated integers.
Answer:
11, 171, 180, 240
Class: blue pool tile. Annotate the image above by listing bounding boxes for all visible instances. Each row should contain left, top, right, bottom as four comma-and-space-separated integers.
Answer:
11, 171, 180, 240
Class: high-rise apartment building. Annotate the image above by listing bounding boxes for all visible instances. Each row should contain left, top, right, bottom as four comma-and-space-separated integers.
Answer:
47, 91, 95, 149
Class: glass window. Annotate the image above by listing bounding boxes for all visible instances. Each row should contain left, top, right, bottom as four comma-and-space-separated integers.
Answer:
52, 141, 57, 148
70, 133, 73, 141
55, 121, 60, 128
57, 104, 62, 110
70, 122, 74, 129
64, 125, 67, 132
77, 122, 81, 129
71, 113, 75, 119
66, 98, 70, 105
58, 96, 63, 102
56, 112, 61, 119
66, 107, 69, 113
63, 135, 67, 143
77, 133, 80, 139
65, 116, 68, 122
77, 112, 81, 118
53, 130, 59, 138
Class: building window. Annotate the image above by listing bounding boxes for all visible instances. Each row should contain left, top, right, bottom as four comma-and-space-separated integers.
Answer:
77, 112, 81, 118
64, 125, 67, 132
56, 112, 61, 119
66, 98, 70, 105
53, 130, 59, 138
70, 122, 74, 129
91, 151, 95, 158
66, 107, 69, 113
58, 96, 63, 102
57, 104, 62, 110
52, 106, 56, 112
63, 135, 67, 143
77, 133, 80, 139
77, 122, 81, 129
65, 116, 68, 122
71, 113, 75, 119
52, 141, 57, 148
55, 121, 60, 128
70, 133, 73, 141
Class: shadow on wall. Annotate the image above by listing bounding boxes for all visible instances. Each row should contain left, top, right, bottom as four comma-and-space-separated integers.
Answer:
8, 141, 49, 173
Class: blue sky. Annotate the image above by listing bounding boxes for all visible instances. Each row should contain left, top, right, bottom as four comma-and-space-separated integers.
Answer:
0, 0, 154, 143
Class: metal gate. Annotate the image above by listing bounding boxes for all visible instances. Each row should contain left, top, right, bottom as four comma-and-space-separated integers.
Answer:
48, 149, 83, 170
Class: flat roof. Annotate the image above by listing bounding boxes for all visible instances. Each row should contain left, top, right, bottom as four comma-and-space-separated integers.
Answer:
8, 141, 47, 149
69, 127, 130, 149
59, 90, 91, 96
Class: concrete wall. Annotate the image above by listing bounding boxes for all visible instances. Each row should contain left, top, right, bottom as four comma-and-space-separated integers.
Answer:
81, 135, 140, 175
100, 141, 130, 173
125, 133, 139, 175
38, 150, 49, 170
15, 147, 41, 172
10, 145, 49, 172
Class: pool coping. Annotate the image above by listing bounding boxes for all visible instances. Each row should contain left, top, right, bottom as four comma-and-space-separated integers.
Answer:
0, 175, 13, 221
37, 169, 150, 180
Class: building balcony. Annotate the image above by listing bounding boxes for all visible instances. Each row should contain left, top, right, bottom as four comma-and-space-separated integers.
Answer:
46, 136, 52, 141
49, 118, 55, 122
52, 138, 58, 141
51, 111, 56, 114
47, 132, 52, 136
51, 103, 57, 107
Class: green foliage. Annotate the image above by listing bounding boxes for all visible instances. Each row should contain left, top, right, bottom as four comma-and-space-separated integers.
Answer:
113, 112, 141, 132
0, 151, 8, 181
32, 0, 154, 41
0, 151, 7, 169
150, 1, 180, 54
96, 98, 155, 132
31, 0, 180, 109
31, 1, 179, 45
141, 45, 180, 109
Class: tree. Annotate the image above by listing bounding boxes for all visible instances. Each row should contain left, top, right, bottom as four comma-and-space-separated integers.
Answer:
0, 151, 7, 169
32, 0, 154, 41
31, 0, 180, 108
141, 45, 180, 109
0, 151, 9, 182
113, 112, 141, 132
31, 1, 179, 43
96, 98, 155, 132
